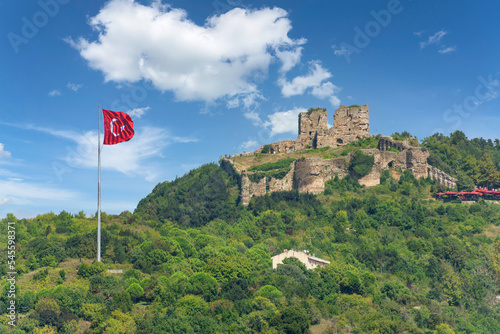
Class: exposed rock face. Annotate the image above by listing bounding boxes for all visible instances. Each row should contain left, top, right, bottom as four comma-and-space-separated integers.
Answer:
293, 157, 348, 194
429, 166, 457, 189
268, 163, 295, 193
241, 174, 266, 206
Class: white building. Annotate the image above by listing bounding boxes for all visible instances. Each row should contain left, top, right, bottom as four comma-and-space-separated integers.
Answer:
271, 249, 330, 270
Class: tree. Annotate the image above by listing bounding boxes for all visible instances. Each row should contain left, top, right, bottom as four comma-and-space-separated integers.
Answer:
435, 323, 456, 334
126, 283, 144, 301
349, 150, 374, 178
476, 154, 500, 188
457, 172, 475, 191
176, 294, 208, 316
205, 255, 254, 283
271, 306, 310, 334
188, 272, 219, 301
255, 285, 284, 305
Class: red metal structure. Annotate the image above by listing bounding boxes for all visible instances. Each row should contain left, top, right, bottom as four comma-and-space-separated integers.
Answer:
436, 189, 500, 201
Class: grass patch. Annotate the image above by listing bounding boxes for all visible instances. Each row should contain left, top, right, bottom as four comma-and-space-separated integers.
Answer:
248, 158, 295, 172
248, 168, 291, 182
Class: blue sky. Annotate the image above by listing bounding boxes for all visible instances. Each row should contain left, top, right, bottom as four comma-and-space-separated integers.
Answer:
1, 0, 499, 218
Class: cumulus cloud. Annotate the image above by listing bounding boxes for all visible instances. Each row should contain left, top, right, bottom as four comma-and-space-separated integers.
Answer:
276, 45, 304, 73
279, 62, 332, 97
278, 62, 341, 106
69, 1, 303, 103
264, 108, 307, 136
127, 107, 150, 118
48, 89, 61, 97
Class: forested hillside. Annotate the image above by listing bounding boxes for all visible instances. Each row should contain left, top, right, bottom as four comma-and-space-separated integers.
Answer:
423, 131, 500, 190
2, 134, 500, 333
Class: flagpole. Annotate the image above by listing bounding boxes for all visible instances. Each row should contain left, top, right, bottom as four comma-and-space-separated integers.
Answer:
97, 102, 102, 262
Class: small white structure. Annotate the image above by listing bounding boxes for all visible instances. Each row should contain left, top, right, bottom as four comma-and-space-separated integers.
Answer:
271, 249, 330, 270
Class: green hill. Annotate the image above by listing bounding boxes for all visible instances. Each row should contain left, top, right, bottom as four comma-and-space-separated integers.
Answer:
2, 132, 500, 333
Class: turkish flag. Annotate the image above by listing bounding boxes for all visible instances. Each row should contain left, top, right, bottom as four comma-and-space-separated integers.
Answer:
102, 109, 135, 145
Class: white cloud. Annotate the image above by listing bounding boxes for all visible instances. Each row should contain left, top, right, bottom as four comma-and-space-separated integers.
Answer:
278, 62, 341, 106
66, 127, 179, 181
0, 197, 11, 206
48, 89, 61, 97
312, 82, 337, 99
264, 107, 306, 136
67, 82, 84, 92
241, 140, 258, 150
0, 143, 11, 159
15, 124, 196, 181
69, 1, 303, 103
276, 45, 304, 73
329, 95, 341, 107
226, 98, 240, 109
127, 106, 150, 118
332, 45, 350, 56
0, 180, 78, 205
413, 31, 423, 37
278, 62, 332, 97
438, 46, 457, 54
420, 30, 447, 49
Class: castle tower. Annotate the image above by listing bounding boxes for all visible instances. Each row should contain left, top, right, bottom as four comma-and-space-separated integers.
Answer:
297, 108, 329, 149
332, 104, 369, 145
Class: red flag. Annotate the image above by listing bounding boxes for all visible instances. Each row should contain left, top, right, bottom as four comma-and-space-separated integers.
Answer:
102, 109, 134, 145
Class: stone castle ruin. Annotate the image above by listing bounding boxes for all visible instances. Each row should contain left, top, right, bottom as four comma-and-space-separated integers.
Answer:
254, 105, 370, 154
223, 105, 457, 205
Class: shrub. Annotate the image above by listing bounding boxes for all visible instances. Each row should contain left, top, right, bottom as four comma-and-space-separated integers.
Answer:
349, 150, 374, 177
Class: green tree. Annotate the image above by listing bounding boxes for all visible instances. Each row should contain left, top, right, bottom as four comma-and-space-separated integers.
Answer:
271, 306, 311, 334
126, 283, 144, 301
349, 150, 374, 177
176, 294, 208, 316
477, 154, 500, 188
188, 272, 219, 301
457, 172, 475, 191
205, 255, 254, 283
255, 285, 284, 305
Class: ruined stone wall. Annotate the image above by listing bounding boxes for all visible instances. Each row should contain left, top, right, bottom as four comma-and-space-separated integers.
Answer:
378, 136, 406, 152
356, 148, 431, 187
220, 158, 238, 178
293, 157, 348, 194
297, 108, 329, 149
429, 166, 457, 189
268, 163, 295, 193
255, 140, 298, 154
332, 105, 369, 144
406, 149, 430, 179
241, 174, 266, 206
